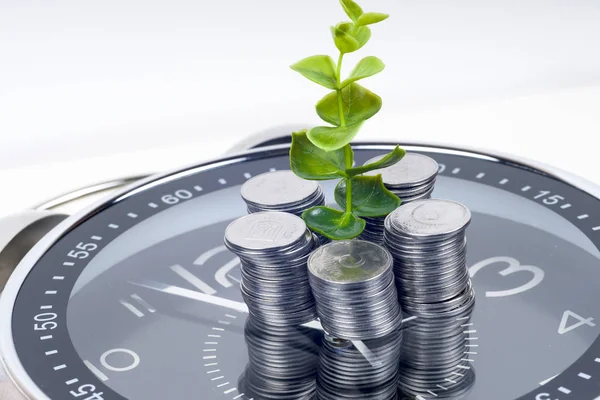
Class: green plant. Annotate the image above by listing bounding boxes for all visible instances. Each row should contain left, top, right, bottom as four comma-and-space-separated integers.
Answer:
289, 0, 406, 240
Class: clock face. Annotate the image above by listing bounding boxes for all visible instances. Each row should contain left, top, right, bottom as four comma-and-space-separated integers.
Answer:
4, 143, 600, 400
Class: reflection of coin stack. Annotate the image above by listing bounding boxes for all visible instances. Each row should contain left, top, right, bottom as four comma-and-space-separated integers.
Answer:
241, 170, 328, 244
360, 153, 438, 244
316, 330, 403, 400
397, 309, 476, 398
224, 212, 317, 326
383, 199, 476, 397
308, 240, 403, 340
239, 316, 321, 400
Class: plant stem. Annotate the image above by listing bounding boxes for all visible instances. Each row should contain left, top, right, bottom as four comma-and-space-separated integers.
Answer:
337, 51, 353, 215
336, 52, 346, 127
344, 145, 353, 214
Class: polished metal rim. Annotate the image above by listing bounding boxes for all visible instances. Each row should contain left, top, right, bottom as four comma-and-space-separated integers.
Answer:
2, 140, 600, 400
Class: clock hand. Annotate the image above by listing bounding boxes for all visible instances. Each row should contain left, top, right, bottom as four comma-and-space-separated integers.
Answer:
130, 279, 382, 366
132, 280, 250, 313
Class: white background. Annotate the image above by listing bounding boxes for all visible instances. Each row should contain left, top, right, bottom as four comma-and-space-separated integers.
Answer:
1, 0, 600, 216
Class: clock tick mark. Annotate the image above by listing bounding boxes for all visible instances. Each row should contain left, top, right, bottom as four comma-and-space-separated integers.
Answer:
45, 290, 57, 295
53, 364, 66, 371
578, 214, 589, 219
63, 262, 74, 266
578, 372, 591, 379
148, 202, 158, 208
593, 226, 600, 231
452, 168, 461, 174
476, 173, 485, 179
45, 350, 58, 356
65, 379, 79, 386
91, 235, 102, 241
52, 276, 64, 280
499, 178, 509, 185
40, 305, 52, 310
561, 203, 572, 209
127, 213, 138, 218
521, 186, 531, 192
194, 185, 203, 192
244, 172, 252, 179
218, 178, 227, 185
558, 387, 571, 394
108, 224, 119, 229
40, 335, 53, 340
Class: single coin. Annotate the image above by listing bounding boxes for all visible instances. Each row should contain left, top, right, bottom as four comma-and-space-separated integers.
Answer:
241, 170, 320, 207
225, 211, 306, 251
308, 240, 392, 285
364, 153, 438, 187
388, 199, 471, 237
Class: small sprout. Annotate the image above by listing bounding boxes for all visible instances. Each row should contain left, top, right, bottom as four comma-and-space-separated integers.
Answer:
289, 0, 405, 240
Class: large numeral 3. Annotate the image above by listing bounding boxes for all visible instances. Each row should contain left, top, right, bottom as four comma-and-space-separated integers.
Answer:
468, 256, 545, 298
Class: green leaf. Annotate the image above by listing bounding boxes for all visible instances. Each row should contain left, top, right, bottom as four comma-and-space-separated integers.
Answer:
290, 55, 338, 90
302, 206, 366, 240
346, 146, 406, 177
357, 12, 389, 26
316, 83, 382, 127
290, 130, 347, 180
337, 22, 370, 51
339, 0, 363, 22
335, 175, 402, 217
330, 25, 360, 54
341, 56, 385, 88
307, 123, 363, 152
354, 26, 371, 49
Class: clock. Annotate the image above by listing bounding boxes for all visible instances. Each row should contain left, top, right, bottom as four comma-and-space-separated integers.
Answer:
2, 133, 600, 400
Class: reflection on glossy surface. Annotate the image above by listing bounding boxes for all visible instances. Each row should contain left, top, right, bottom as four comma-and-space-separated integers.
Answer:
398, 289, 477, 399
237, 302, 478, 399
317, 330, 403, 400
239, 317, 321, 399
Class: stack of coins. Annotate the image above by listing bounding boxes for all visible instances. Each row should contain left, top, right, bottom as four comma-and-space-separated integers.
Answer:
241, 170, 328, 244
240, 316, 321, 399
360, 153, 439, 244
224, 212, 317, 326
383, 199, 473, 317
308, 240, 403, 340
316, 330, 403, 400
397, 305, 476, 398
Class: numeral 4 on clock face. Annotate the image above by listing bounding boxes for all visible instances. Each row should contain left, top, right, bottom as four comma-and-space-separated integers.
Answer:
558, 310, 596, 335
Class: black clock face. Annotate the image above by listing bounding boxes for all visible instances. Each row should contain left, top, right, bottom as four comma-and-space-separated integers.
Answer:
7, 143, 600, 400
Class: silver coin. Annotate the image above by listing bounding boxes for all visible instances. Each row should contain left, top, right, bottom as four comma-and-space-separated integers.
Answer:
225, 211, 307, 251
364, 153, 438, 187
308, 240, 392, 285
241, 170, 321, 207
387, 199, 471, 237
